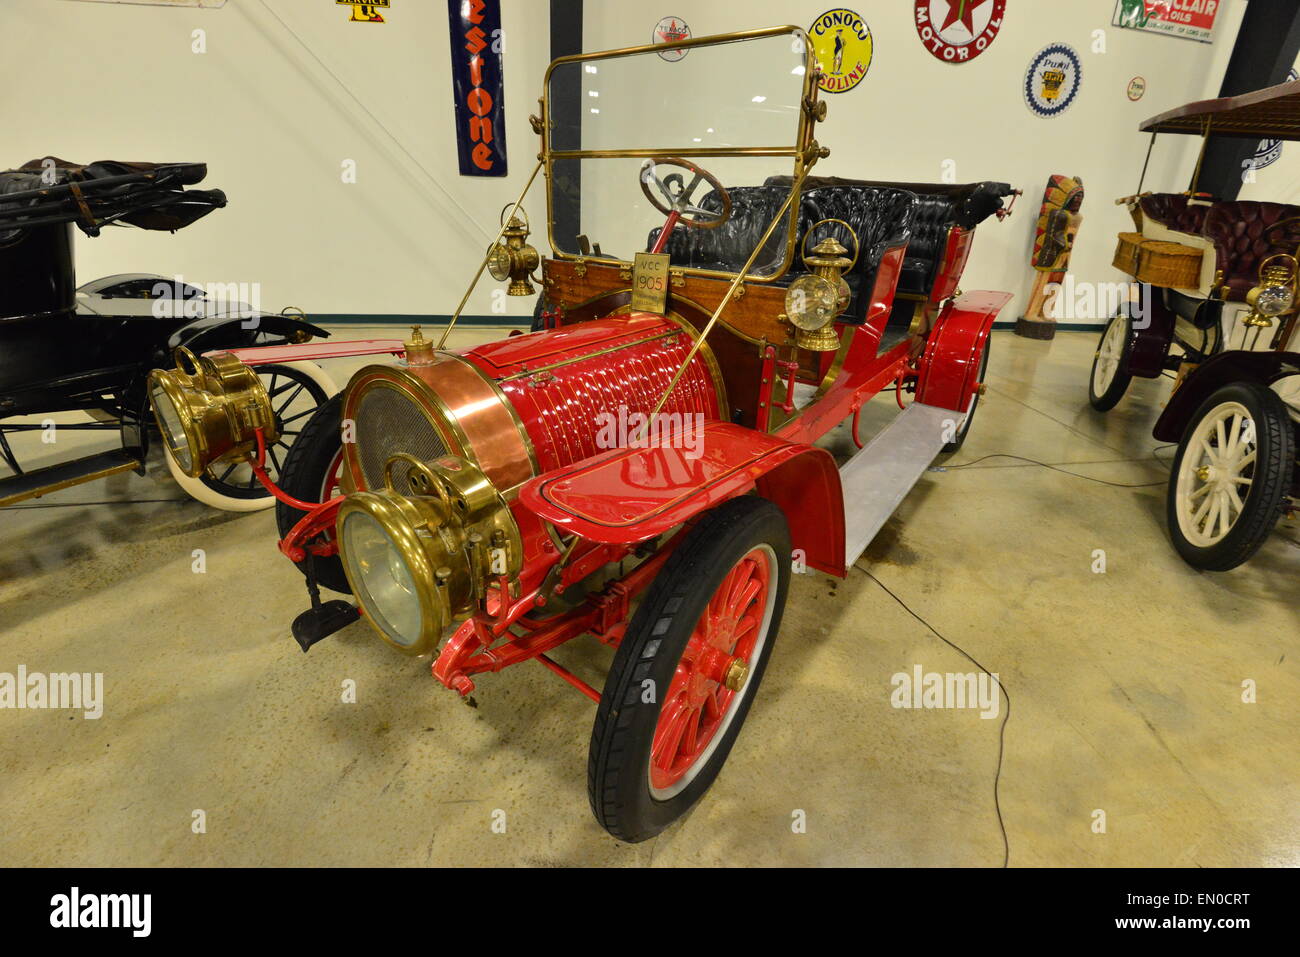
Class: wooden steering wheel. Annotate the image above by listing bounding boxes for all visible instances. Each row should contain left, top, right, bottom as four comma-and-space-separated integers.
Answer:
639, 157, 732, 230
1263, 216, 1300, 249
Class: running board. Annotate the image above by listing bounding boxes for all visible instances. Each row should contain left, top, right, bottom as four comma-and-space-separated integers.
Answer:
840, 402, 963, 567
0, 449, 139, 507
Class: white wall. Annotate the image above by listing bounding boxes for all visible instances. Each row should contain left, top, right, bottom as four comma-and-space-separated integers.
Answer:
584, 0, 1247, 326
4, 0, 551, 319
3, 0, 1247, 326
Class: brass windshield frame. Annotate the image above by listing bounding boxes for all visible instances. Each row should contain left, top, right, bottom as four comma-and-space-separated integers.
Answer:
540, 24, 821, 284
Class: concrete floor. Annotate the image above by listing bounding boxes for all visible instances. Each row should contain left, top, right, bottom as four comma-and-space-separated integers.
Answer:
0, 326, 1296, 867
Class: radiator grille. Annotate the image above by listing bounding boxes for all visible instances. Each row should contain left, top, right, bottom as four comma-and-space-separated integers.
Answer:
354, 384, 449, 496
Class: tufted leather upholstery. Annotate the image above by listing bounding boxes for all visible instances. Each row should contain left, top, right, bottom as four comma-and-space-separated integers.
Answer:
1139, 193, 1210, 234
650, 184, 916, 323
1202, 201, 1300, 301
896, 194, 954, 295
650, 186, 805, 276
797, 186, 916, 322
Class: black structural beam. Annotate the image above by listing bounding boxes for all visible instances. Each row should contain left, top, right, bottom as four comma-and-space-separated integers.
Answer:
548, 0, 582, 250
1199, 0, 1300, 199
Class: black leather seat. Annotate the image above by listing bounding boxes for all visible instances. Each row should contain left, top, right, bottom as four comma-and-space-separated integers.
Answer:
650, 183, 917, 324
648, 186, 802, 275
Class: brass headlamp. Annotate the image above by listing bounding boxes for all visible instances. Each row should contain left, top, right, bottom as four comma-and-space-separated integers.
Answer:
337, 453, 523, 655
785, 220, 858, 352
486, 205, 540, 296
147, 347, 277, 477
1244, 253, 1298, 329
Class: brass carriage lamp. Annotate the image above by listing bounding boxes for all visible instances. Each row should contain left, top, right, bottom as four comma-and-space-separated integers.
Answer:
1244, 254, 1298, 330
786, 233, 854, 352
336, 453, 523, 655
486, 208, 540, 296
147, 348, 278, 477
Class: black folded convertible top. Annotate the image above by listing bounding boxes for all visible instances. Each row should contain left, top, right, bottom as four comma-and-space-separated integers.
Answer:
0, 158, 226, 242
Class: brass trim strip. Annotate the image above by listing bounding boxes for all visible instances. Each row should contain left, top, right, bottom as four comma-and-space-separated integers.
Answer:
549, 147, 800, 159
495, 330, 681, 382
541, 25, 808, 83
0, 460, 138, 508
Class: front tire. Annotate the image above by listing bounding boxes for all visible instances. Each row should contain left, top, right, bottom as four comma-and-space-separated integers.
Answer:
1088, 313, 1132, 411
1166, 381, 1294, 571
275, 393, 350, 594
588, 496, 790, 843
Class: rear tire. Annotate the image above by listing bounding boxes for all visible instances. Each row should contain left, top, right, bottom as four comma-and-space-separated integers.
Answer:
275, 394, 350, 594
1088, 313, 1132, 411
1166, 381, 1294, 571
942, 339, 991, 454
587, 496, 790, 843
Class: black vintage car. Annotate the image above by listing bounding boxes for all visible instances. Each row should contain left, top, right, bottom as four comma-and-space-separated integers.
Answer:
0, 158, 335, 511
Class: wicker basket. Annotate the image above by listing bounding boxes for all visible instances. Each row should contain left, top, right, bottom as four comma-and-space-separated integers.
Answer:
1113, 232, 1202, 287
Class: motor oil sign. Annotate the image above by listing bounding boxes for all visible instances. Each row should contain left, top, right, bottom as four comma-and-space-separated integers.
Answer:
447, 0, 508, 176
1113, 1, 1220, 44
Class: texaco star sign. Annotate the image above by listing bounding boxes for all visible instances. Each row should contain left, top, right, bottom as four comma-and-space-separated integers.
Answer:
914, 0, 1006, 64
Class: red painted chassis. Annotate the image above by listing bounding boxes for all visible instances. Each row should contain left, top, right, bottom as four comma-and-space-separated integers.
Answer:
223, 273, 1004, 705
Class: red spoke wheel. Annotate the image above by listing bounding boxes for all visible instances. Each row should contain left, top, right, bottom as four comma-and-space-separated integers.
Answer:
588, 497, 790, 843
275, 393, 351, 594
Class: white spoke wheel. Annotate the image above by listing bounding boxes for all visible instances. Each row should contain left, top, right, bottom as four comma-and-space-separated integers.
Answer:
1088, 312, 1133, 411
588, 497, 790, 843
275, 393, 351, 594
1167, 381, 1294, 570
163, 361, 337, 512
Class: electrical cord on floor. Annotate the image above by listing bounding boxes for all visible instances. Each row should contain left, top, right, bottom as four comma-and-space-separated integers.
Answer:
855, 563, 1012, 868
943, 447, 1178, 488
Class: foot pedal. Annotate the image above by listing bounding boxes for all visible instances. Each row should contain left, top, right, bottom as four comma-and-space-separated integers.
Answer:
291, 600, 361, 652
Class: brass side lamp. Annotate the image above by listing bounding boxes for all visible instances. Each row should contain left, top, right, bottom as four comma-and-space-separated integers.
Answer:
784, 219, 858, 352
486, 206, 540, 296
148, 348, 277, 477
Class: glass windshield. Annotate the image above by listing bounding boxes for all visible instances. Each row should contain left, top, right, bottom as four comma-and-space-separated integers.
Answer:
545, 29, 811, 277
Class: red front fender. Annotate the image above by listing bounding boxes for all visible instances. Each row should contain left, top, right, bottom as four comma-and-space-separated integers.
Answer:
915, 290, 1010, 412
517, 421, 847, 576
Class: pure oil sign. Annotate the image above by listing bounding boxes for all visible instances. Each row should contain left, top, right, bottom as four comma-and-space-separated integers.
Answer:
448, 0, 507, 176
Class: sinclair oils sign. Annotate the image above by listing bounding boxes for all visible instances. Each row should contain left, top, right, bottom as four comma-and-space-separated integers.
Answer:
1113, 0, 1221, 44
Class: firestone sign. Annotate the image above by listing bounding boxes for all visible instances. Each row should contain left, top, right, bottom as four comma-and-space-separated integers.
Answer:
1113, 0, 1220, 44
447, 0, 508, 176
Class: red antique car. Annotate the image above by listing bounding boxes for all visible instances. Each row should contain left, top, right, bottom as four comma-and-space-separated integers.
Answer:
148, 26, 1016, 841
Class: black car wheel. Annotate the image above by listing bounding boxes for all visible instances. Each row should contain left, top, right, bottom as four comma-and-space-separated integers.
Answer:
588, 496, 790, 843
275, 394, 350, 594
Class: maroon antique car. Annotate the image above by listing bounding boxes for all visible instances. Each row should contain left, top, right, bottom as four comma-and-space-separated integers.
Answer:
1091, 80, 1300, 570
149, 26, 1016, 841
